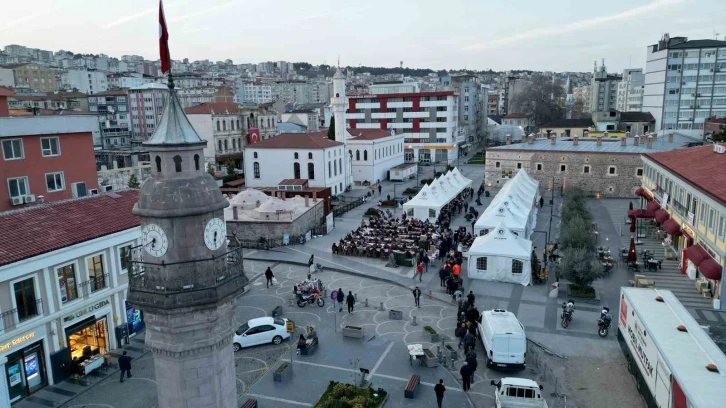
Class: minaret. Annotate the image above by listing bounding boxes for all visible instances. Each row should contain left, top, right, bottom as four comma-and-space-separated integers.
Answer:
128, 74, 246, 408
331, 66, 347, 144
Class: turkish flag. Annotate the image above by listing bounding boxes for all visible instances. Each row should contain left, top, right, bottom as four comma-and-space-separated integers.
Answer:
248, 128, 260, 144
159, 0, 171, 74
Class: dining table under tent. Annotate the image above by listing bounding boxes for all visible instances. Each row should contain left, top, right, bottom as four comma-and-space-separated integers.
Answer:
466, 220, 533, 286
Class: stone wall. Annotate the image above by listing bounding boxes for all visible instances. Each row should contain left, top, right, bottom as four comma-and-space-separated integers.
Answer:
485, 149, 643, 198
228, 200, 325, 241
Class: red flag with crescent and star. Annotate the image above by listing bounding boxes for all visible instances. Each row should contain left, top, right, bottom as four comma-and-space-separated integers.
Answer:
159, 0, 171, 74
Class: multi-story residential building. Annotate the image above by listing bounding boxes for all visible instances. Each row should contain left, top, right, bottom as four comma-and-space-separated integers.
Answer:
62, 69, 108, 95
346, 90, 459, 164
108, 73, 155, 89
176, 86, 234, 108
0, 190, 141, 406
502, 113, 533, 130
504, 76, 532, 115
0, 108, 100, 211
590, 60, 622, 112
572, 85, 591, 115
487, 94, 499, 115
243, 132, 348, 195
6, 92, 89, 114
616, 68, 645, 112
439, 74, 482, 147
164, 72, 202, 89
88, 90, 131, 148
0, 67, 15, 88
236, 81, 272, 104
4, 63, 57, 92
640, 143, 726, 310
280, 110, 320, 132
270, 81, 329, 104
643, 33, 726, 138
184, 102, 244, 170
128, 83, 169, 143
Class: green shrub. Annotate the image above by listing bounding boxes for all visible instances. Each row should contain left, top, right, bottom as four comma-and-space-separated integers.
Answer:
423, 326, 436, 334
403, 187, 419, 194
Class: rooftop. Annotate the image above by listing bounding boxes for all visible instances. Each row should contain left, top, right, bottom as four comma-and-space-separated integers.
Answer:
348, 90, 454, 99
620, 111, 656, 123
503, 113, 529, 119
348, 128, 395, 141
645, 143, 726, 206
669, 39, 726, 49
0, 114, 99, 137
542, 118, 595, 128
93, 89, 128, 97
248, 132, 343, 149
184, 102, 240, 115
490, 132, 699, 154
0, 191, 140, 267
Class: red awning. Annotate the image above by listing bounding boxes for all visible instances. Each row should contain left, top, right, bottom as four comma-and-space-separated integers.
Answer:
647, 201, 661, 212
699, 258, 723, 281
662, 219, 681, 236
635, 187, 645, 197
686, 244, 709, 266
655, 209, 670, 223
629, 209, 656, 219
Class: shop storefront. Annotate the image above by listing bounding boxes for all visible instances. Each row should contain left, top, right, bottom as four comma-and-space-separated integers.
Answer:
60, 299, 113, 377
125, 301, 145, 337
2, 330, 48, 404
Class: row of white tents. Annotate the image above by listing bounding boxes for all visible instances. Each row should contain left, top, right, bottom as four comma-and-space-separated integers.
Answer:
467, 170, 541, 286
403, 168, 473, 222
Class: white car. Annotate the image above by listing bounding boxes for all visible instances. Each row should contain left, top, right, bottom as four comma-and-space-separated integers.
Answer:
233, 317, 291, 351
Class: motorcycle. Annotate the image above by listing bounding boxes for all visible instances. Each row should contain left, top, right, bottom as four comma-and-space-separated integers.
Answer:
598, 306, 612, 337
297, 291, 325, 308
561, 300, 575, 328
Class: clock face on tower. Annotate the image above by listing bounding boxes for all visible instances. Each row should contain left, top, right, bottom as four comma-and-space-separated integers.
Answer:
142, 223, 168, 257
204, 218, 227, 251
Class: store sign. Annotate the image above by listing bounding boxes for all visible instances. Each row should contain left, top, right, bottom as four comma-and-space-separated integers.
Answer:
0, 332, 36, 353
682, 224, 695, 239
63, 299, 110, 323
687, 211, 694, 225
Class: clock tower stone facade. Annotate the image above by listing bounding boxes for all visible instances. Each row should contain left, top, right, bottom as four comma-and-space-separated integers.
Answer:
128, 79, 247, 408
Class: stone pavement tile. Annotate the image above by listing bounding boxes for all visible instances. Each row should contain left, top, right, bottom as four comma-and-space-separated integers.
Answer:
467, 280, 513, 300
520, 285, 552, 303
517, 303, 546, 329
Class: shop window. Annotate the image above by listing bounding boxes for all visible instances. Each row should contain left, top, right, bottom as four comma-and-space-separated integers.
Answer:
13, 277, 40, 322
6, 340, 47, 401
86, 255, 106, 293
67, 318, 109, 367
476, 257, 488, 270
57, 264, 79, 303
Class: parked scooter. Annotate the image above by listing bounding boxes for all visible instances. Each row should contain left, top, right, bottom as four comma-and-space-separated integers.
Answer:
598, 306, 612, 337
561, 300, 575, 328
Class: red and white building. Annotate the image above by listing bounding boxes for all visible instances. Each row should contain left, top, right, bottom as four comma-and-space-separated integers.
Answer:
345, 90, 459, 164
128, 83, 169, 143
0, 89, 100, 212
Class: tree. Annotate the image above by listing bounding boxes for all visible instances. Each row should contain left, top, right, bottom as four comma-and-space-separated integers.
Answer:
711, 120, 726, 142
225, 160, 235, 176
328, 116, 336, 140
560, 248, 606, 289
509, 74, 566, 127
128, 174, 140, 189
559, 216, 596, 252
206, 162, 216, 177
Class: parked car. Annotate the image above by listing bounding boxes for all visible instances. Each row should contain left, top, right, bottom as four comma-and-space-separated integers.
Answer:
233, 317, 291, 351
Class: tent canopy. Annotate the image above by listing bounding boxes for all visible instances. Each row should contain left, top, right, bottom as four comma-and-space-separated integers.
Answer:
466, 220, 532, 285
402, 167, 471, 221
474, 199, 529, 234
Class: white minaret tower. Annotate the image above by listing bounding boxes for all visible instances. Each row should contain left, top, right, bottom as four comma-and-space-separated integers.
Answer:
332, 66, 347, 144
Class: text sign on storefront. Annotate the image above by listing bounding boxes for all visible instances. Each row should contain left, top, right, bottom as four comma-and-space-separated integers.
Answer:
0, 332, 36, 353
687, 212, 695, 225
63, 300, 110, 323
682, 224, 695, 239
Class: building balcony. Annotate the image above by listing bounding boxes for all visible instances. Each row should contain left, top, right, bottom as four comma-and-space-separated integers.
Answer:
0, 299, 44, 334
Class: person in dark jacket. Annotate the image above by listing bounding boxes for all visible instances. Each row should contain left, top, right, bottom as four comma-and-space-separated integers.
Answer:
466, 291, 475, 305
118, 351, 132, 382
346, 291, 355, 313
412, 286, 422, 308
434, 379, 446, 408
308, 254, 315, 267
460, 361, 473, 391
336, 288, 345, 312
264, 267, 274, 288
466, 353, 478, 373
439, 268, 447, 287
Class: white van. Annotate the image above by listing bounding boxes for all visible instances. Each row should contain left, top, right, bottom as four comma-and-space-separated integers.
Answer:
478, 309, 526, 369
491, 378, 548, 408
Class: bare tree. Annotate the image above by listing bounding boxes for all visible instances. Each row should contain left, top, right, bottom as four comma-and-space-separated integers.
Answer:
509, 74, 566, 127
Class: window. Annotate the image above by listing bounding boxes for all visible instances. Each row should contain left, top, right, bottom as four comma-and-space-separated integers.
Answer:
253, 162, 260, 178
232, 139, 237, 150
428, 208, 436, 218
86, 254, 106, 292
636, 168, 643, 177
307, 163, 315, 179
155, 156, 162, 173
719, 215, 725, 239
57, 264, 78, 303
364, 150, 368, 161
253, 152, 258, 159
293, 162, 301, 179
700, 202, 706, 226
560, 164, 567, 172
2, 139, 24, 160
46, 172, 64, 192
218, 140, 223, 151
308, 152, 313, 160
709, 209, 715, 231
13, 277, 39, 321
516, 163, 522, 169
476, 257, 488, 270
495, 161, 500, 168
356, 150, 360, 161
41, 137, 60, 156
173, 155, 182, 172
512, 260, 523, 274
224, 140, 228, 151
608, 166, 617, 175
328, 161, 332, 177
536, 163, 542, 171
8, 176, 29, 198
194, 154, 200, 171
217, 121, 221, 131
119, 244, 132, 273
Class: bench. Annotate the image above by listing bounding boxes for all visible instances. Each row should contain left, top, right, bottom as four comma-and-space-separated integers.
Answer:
404, 374, 420, 399
272, 305, 283, 318
300, 338, 318, 355
240, 398, 257, 408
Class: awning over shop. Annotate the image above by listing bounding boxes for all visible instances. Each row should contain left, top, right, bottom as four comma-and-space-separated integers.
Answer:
686, 244, 709, 266
699, 258, 723, 281
635, 187, 645, 197
628, 209, 655, 219
662, 219, 681, 236
647, 201, 661, 212
655, 209, 670, 223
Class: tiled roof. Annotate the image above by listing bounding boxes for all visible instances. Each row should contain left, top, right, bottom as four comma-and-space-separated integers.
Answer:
184, 102, 240, 115
348, 129, 393, 140
542, 118, 594, 128
0, 190, 140, 267
645, 144, 726, 206
620, 112, 655, 123
249, 132, 343, 149
0, 87, 14, 97
503, 113, 529, 119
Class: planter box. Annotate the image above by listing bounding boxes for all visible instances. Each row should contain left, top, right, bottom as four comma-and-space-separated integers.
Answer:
564, 283, 600, 305
273, 362, 291, 382
422, 349, 439, 368
429, 333, 440, 342
343, 325, 364, 339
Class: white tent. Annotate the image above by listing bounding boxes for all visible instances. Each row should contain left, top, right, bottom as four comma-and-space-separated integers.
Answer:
402, 184, 447, 221
466, 221, 532, 286
474, 199, 530, 237
512, 169, 540, 201
451, 168, 473, 188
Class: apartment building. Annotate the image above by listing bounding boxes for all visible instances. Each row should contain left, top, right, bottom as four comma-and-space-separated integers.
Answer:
88, 90, 131, 148
128, 83, 169, 143
439, 74, 483, 147
236, 81, 272, 104
108, 73, 155, 89
62, 70, 108, 95
176, 86, 234, 108
616, 68, 645, 112
590, 60, 622, 112
643, 34, 726, 138
4, 64, 57, 92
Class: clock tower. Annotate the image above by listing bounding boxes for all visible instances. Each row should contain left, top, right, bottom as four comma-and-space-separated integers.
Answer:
128, 76, 247, 408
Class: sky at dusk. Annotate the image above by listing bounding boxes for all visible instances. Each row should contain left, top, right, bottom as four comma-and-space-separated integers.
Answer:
2, 0, 724, 73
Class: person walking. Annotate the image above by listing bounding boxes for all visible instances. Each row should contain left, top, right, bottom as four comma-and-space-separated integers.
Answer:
467, 290, 475, 305
471, 220, 476, 234
336, 288, 345, 312
457, 323, 467, 348
118, 351, 132, 383
264, 267, 274, 288
452, 263, 461, 278
308, 254, 315, 268
423, 253, 430, 273
346, 291, 356, 313
415, 262, 424, 282
412, 286, 422, 308
539, 196, 544, 209
434, 379, 446, 408
460, 361, 472, 391
463, 331, 475, 354
466, 352, 478, 373
438, 267, 447, 287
